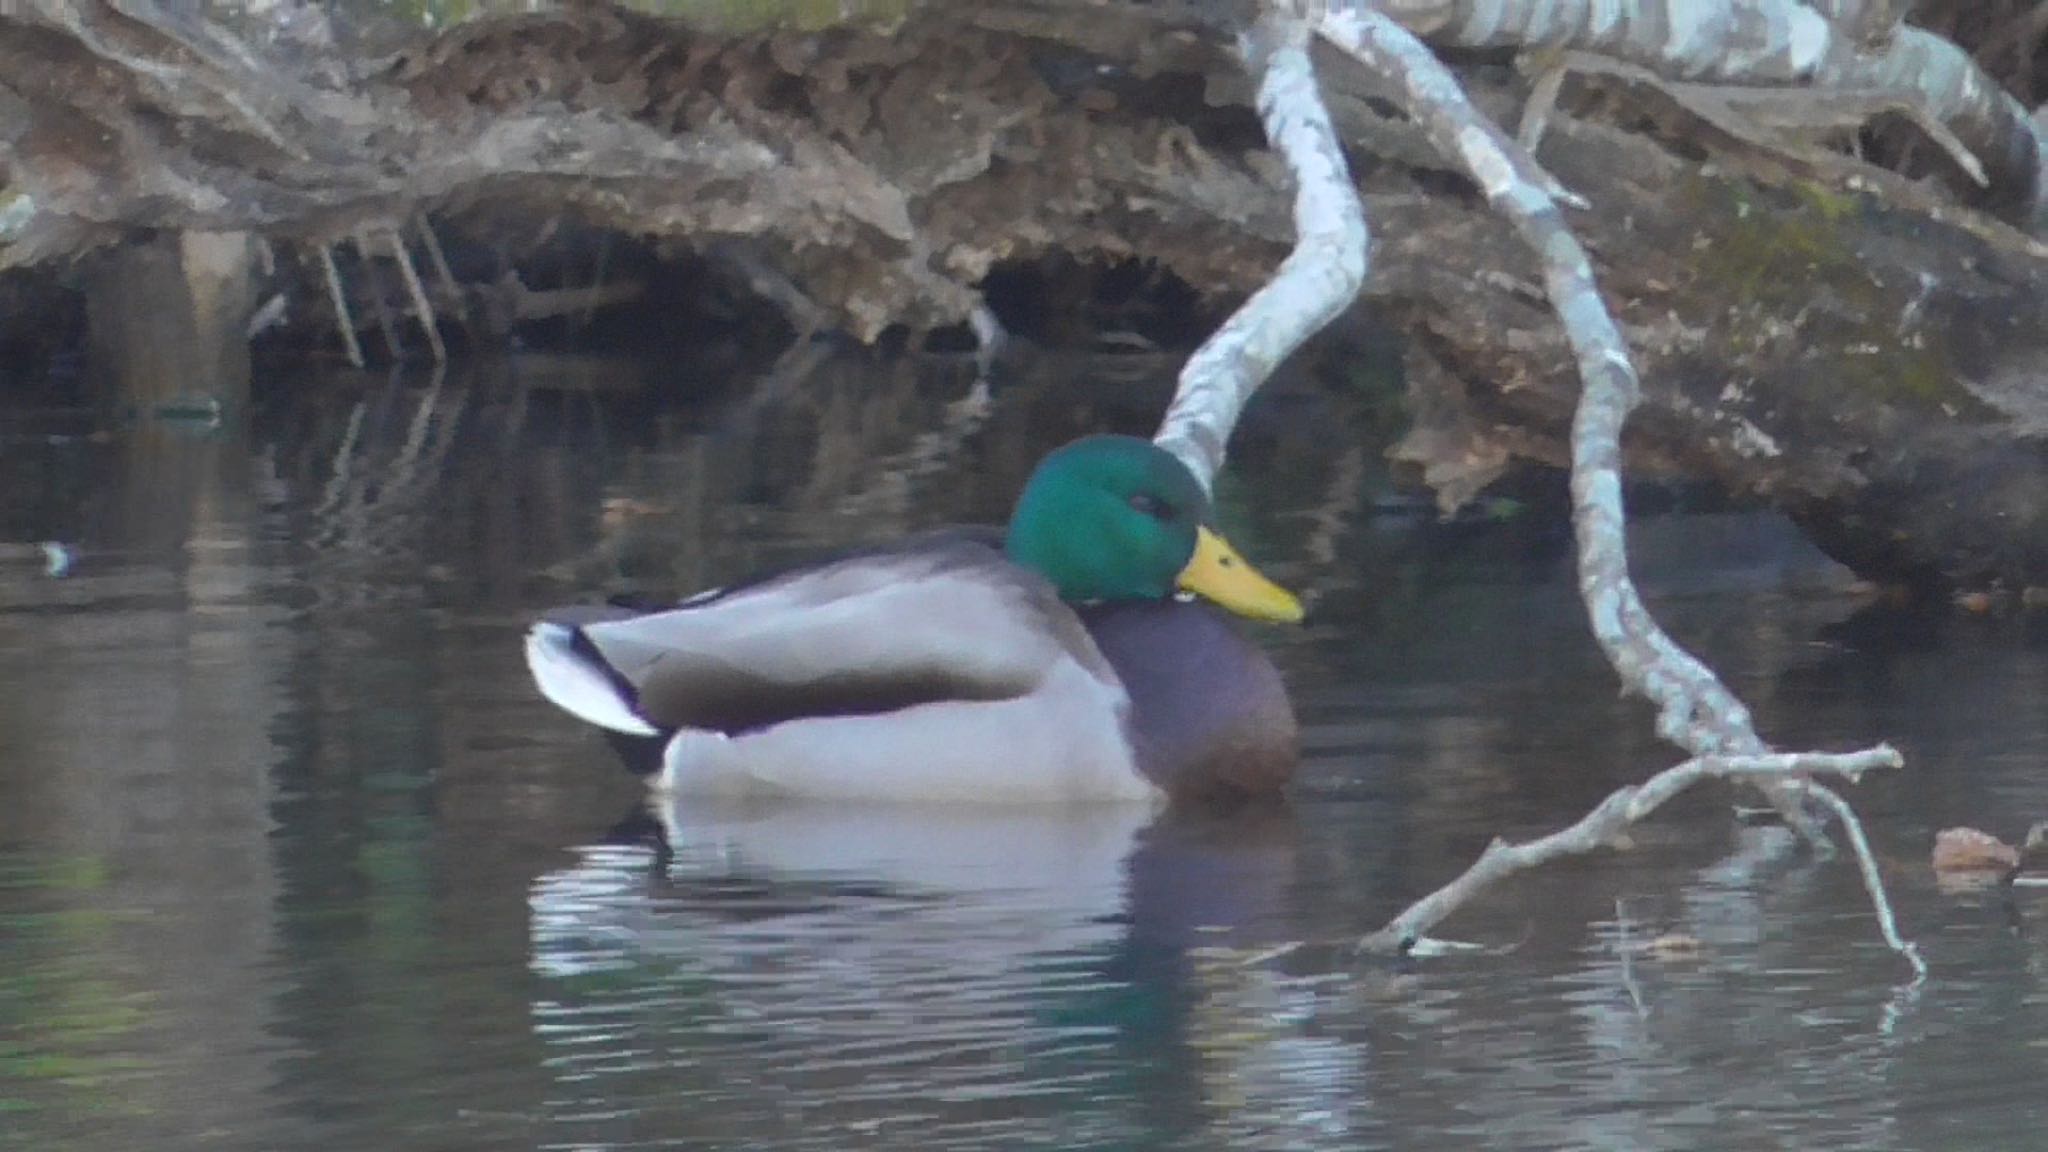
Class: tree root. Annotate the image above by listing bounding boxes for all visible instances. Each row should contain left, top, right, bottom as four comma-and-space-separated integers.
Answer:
352, 229, 403, 362
384, 226, 447, 363
316, 242, 366, 369
413, 216, 469, 331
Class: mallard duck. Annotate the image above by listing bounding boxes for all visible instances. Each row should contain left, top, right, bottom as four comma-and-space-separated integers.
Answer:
524, 434, 1302, 803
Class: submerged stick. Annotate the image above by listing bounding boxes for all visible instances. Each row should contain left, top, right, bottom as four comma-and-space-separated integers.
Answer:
1152, 12, 1368, 491
1356, 748, 1911, 960
1804, 782, 1927, 979
1614, 898, 1648, 1019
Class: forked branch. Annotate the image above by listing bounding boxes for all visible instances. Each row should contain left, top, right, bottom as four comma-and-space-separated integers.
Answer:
1168, 3, 1921, 976
1356, 747, 1923, 982
1315, 6, 1916, 971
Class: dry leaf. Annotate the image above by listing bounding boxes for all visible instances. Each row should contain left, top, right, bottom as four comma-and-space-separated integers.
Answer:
1932, 826, 2020, 874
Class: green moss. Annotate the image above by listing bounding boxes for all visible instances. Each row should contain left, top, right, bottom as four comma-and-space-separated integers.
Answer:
1681, 173, 1984, 414
1685, 176, 1862, 307
1784, 177, 1864, 225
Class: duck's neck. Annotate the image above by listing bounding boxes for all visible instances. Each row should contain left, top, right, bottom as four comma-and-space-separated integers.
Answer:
1077, 600, 1296, 801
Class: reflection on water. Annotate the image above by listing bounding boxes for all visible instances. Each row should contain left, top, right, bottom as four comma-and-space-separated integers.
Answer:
1, 352, 2046, 1150
532, 803, 1156, 1149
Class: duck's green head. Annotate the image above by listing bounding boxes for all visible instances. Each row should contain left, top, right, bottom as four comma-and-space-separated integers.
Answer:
1005, 434, 1303, 623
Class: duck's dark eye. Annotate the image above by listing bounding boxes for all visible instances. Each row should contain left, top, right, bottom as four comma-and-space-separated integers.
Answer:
1128, 492, 1172, 520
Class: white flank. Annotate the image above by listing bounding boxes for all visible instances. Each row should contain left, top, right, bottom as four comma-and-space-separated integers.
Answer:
654, 659, 1155, 804
524, 623, 660, 736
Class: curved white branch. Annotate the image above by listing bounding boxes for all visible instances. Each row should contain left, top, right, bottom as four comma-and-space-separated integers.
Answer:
1153, 13, 1369, 490
1313, 6, 1772, 763
1310, 7, 1920, 972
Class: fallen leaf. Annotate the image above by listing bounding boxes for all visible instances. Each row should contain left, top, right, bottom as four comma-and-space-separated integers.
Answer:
1932, 826, 2019, 874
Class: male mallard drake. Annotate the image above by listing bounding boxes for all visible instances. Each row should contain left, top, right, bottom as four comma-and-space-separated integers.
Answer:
524, 434, 1302, 803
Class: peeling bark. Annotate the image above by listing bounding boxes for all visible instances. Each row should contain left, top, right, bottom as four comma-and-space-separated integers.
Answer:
1365, 0, 2047, 226
1154, 13, 1367, 490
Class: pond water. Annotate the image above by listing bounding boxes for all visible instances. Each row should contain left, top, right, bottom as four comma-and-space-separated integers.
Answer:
1, 352, 2045, 1150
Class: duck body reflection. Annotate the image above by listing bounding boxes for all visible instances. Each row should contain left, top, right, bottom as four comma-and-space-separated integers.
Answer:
528, 799, 1315, 1149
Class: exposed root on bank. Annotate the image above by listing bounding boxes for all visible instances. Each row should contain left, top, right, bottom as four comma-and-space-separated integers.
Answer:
317, 243, 366, 369
414, 216, 468, 332
353, 229, 404, 362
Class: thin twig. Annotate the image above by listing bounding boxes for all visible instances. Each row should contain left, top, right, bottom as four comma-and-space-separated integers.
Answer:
1516, 51, 1570, 151
705, 238, 826, 336
1804, 782, 1929, 982
1356, 747, 1905, 955
970, 302, 1008, 377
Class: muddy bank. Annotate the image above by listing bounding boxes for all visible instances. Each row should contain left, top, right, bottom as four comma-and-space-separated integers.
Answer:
1, 3, 2045, 588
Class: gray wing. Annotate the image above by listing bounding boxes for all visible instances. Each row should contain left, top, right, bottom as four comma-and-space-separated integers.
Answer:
527, 535, 1086, 736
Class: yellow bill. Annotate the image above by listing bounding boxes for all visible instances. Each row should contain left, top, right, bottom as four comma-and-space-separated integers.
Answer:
1177, 526, 1304, 624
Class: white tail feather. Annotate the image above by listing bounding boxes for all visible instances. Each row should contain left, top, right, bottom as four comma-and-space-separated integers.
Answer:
525, 623, 660, 736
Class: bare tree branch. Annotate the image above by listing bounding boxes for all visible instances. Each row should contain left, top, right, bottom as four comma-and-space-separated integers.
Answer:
1153, 12, 1369, 491
1311, 6, 1769, 761
1296, 5, 1919, 972
1356, 748, 1921, 980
